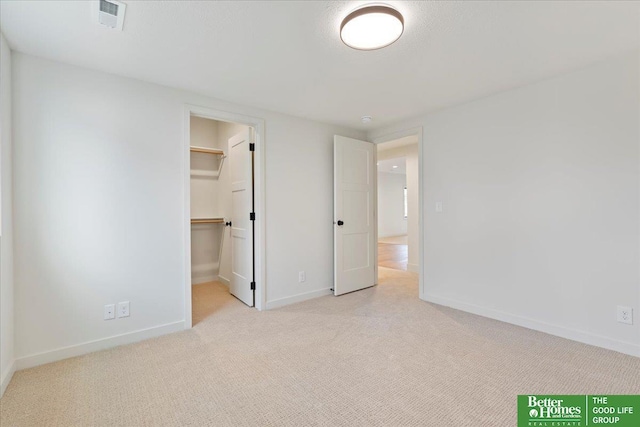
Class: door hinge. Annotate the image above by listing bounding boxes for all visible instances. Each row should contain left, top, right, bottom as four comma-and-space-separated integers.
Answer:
249, 143, 255, 152
250, 212, 255, 221
250, 282, 256, 290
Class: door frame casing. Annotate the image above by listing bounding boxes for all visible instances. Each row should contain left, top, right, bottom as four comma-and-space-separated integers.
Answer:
183, 105, 267, 328
370, 127, 425, 300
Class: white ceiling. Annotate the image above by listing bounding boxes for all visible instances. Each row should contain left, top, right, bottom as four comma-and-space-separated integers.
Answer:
1, 1, 638, 131
378, 157, 406, 174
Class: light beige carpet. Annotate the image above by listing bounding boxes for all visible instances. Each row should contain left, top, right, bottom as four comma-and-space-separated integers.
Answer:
378, 235, 408, 245
1, 268, 639, 426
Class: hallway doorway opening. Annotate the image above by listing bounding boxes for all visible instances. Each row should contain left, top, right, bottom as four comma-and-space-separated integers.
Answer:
376, 136, 418, 274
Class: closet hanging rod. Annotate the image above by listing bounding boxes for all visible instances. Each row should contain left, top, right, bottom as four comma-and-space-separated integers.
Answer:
190, 146, 225, 156
191, 218, 225, 224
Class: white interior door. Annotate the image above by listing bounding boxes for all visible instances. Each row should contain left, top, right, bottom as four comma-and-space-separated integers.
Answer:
229, 129, 254, 306
334, 135, 376, 296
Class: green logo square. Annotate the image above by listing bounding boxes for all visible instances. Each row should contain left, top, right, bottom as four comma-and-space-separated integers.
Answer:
518, 395, 640, 427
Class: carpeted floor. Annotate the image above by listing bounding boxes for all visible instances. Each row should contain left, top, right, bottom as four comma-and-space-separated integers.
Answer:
1, 268, 639, 426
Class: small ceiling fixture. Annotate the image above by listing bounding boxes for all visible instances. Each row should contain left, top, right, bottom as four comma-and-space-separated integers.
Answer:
340, 4, 404, 50
361, 115, 373, 124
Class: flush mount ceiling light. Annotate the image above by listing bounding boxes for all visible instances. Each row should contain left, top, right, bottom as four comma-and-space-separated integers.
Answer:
340, 4, 404, 50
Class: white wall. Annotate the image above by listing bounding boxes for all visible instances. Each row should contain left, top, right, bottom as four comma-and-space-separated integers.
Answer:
0, 32, 15, 396
377, 171, 407, 238
265, 119, 368, 307
370, 51, 640, 356
12, 53, 364, 367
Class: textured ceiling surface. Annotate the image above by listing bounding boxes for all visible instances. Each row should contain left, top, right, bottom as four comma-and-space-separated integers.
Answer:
1, 1, 638, 130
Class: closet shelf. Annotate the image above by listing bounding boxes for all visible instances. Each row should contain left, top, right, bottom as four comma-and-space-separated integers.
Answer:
190, 170, 220, 178
191, 218, 225, 224
190, 146, 225, 156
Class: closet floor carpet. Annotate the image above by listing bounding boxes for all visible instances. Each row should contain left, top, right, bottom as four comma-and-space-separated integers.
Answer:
1, 268, 639, 426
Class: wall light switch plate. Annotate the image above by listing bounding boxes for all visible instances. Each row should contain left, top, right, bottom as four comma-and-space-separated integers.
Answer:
617, 306, 633, 325
104, 304, 115, 320
435, 202, 443, 213
117, 301, 130, 318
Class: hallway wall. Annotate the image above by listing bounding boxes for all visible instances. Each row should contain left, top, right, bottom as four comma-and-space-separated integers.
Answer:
377, 171, 407, 238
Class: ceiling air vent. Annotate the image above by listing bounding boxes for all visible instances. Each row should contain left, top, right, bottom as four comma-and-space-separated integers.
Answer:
97, 0, 126, 31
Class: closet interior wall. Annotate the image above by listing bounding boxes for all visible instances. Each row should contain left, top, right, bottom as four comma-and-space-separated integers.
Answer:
190, 116, 249, 286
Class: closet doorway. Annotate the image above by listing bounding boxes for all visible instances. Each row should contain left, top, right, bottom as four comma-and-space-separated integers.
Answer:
184, 106, 266, 327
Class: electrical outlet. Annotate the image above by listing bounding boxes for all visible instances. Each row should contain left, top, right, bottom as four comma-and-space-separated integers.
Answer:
104, 304, 115, 320
299, 271, 306, 283
117, 301, 130, 318
617, 306, 633, 325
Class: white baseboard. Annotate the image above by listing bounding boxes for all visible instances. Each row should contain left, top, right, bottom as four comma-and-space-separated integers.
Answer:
218, 275, 230, 287
192, 262, 219, 273
407, 263, 419, 273
266, 288, 333, 310
15, 321, 185, 371
192, 275, 218, 285
0, 359, 16, 398
424, 293, 640, 358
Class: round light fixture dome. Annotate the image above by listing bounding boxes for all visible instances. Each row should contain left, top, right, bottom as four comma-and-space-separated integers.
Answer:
340, 5, 404, 51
